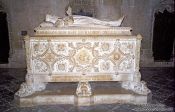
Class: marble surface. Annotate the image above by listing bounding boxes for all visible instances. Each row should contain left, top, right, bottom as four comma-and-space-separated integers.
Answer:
17, 28, 147, 99
39, 7, 124, 28
0, 67, 174, 112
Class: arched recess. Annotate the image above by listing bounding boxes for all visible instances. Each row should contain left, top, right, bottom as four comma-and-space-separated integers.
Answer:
151, 0, 174, 62
0, 2, 10, 64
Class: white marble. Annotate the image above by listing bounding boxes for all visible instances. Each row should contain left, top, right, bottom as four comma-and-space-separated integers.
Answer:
39, 7, 124, 28
15, 9, 151, 105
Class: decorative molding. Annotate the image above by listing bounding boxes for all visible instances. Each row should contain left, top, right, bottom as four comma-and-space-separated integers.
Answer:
34, 27, 132, 36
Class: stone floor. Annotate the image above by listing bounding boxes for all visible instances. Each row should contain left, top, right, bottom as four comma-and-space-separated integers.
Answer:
0, 67, 174, 112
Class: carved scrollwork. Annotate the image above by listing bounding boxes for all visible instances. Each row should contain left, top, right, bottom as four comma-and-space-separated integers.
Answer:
30, 39, 136, 74
15, 82, 46, 97
76, 81, 92, 96
121, 81, 151, 95
15, 82, 34, 97
15, 73, 47, 97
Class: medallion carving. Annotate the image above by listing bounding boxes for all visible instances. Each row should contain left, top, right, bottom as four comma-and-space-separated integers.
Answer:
30, 39, 136, 75
75, 48, 93, 65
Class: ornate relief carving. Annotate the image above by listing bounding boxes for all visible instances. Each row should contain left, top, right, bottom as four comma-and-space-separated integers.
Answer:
121, 81, 151, 95
16, 27, 151, 104
15, 74, 46, 97
15, 82, 46, 97
75, 48, 94, 65
15, 82, 34, 97
118, 56, 133, 71
34, 27, 132, 36
33, 59, 49, 73
57, 44, 66, 51
57, 64, 66, 71
30, 39, 136, 74
32, 42, 48, 57
101, 43, 110, 51
101, 62, 110, 71
42, 51, 57, 63
76, 81, 92, 96
109, 50, 122, 64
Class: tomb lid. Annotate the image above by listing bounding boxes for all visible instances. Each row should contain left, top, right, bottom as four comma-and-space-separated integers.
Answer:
34, 27, 132, 36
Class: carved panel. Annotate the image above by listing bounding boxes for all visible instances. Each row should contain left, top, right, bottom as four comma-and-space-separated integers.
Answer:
30, 38, 136, 75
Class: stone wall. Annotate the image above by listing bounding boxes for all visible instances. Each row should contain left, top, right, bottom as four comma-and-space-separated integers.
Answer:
122, 0, 174, 67
0, 0, 70, 68
0, 0, 174, 68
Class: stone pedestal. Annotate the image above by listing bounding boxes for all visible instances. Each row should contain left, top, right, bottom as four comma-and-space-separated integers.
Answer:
15, 82, 151, 107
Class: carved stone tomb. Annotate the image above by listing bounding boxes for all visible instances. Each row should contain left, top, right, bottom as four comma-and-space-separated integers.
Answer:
15, 26, 151, 106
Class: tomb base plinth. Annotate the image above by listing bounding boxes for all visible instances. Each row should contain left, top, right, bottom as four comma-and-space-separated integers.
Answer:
15, 82, 151, 107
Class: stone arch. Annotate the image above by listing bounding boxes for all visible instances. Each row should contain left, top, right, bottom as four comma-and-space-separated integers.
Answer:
0, 2, 11, 62
151, 0, 174, 48
150, 0, 174, 62
0, 1, 15, 66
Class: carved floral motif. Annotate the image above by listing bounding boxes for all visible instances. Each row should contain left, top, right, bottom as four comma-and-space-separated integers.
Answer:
101, 62, 110, 71
30, 39, 136, 74
33, 59, 48, 73
32, 42, 48, 57
57, 64, 66, 71
42, 51, 56, 63
57, 44, 66, 51
101, 43, 110, 51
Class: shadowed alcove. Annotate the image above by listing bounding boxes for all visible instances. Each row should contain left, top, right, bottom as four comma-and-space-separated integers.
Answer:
153, 10, 175, 61
0, 3, 10, 64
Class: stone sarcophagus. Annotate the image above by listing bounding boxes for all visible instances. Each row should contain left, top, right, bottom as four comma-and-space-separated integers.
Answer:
15, 27, 151, 106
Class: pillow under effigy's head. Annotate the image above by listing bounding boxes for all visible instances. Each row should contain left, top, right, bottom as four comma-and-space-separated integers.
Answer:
45, 14, 59, 24
39, 22, 54, 27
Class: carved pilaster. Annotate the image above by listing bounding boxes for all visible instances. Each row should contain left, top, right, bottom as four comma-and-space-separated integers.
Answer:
133, 34, 142, 81
24, 35, 31, 74
133, 71, 141, 82
135, 34, 142, 71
